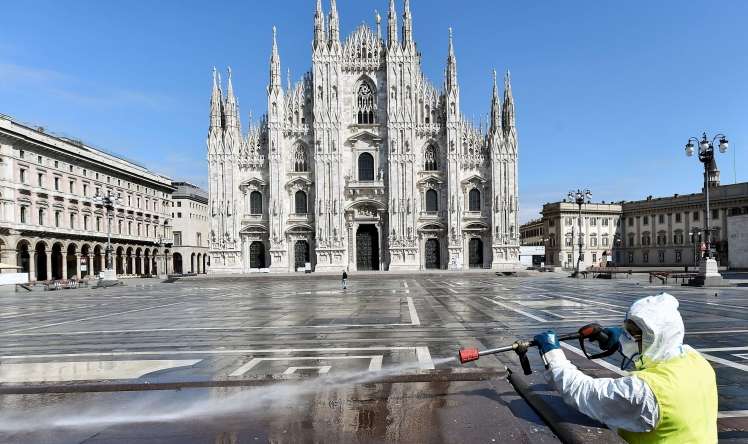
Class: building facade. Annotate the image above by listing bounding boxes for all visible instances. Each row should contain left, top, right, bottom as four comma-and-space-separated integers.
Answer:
727, 214, 748, 269
537, 183, 748, 270
541, 202, 622, 270
519, 218, 544, 246
170, 182, 210, 274
618, 183, 748, 267
207, 1, 521, 273
0, 114, 174, 281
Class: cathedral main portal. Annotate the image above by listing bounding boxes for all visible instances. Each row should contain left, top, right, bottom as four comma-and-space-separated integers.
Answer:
294, 240, 310, 271
355, 225, 379, 271
249, 242, 267, 269
469, 238, 484, 268
425, 239, 441, 269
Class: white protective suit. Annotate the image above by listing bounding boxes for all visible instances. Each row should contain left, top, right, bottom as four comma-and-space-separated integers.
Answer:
541, 292, 689, 432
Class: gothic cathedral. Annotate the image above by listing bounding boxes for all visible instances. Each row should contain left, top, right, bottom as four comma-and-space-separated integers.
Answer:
207, 0, 520, 273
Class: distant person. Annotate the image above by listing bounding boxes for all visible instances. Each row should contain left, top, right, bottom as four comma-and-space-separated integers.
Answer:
341, 270, 348, 290
533, 293, 717, 442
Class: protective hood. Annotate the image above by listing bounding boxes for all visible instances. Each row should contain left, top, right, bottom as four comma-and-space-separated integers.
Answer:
625, 292, 685, 368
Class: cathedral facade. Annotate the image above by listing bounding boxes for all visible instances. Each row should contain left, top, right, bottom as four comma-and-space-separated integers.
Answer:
207, 0, 520, 273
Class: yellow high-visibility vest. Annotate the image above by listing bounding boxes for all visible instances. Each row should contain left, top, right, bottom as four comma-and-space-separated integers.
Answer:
619, 350, 718, 443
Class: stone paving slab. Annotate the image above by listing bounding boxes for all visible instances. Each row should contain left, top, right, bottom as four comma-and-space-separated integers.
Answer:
0, 273, 746, 442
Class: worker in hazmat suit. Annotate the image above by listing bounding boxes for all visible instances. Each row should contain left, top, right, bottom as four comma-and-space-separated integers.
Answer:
534, 293, 718, 443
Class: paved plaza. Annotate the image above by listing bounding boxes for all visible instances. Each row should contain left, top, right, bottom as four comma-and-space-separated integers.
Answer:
0, 273, 747, 443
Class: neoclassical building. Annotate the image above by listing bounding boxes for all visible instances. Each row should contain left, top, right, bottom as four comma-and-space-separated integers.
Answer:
207, 0, 520, 273
0, 114, 175, 281
170, 181, 210, 275
537, 182, 748, 270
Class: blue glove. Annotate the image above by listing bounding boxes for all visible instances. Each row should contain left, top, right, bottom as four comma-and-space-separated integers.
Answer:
534, 330, 560, 355
598, 327, 623, 351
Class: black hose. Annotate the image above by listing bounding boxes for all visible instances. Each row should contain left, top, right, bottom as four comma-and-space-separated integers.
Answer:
507, 369, 624, 444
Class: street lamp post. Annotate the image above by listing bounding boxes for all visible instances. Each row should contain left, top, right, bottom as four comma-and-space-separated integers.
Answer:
613, 234, 622, 267
689, 228, 701, 266
92, 191, 122, 281
156, 219, 172, 278
684, 132, 729, 286
568, 189, 592, 277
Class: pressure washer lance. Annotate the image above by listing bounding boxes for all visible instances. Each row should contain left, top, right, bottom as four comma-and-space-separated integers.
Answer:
458, 323, 619, 375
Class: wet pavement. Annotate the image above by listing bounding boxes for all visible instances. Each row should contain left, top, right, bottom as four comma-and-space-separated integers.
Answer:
1, 272, 747, 442
0, 378, 560, 444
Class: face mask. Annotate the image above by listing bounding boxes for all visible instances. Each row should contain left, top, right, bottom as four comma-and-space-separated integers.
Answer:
619, 329, 641, 368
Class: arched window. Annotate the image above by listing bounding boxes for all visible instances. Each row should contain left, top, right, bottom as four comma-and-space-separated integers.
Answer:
355, 82, 376, 124
358, 152, 375, 181
250, 191, 262, 215
294, 191, 308, 214
424, 144, 438, 171
425, 189, 438, 212
293, 145, 308, 172
469, 189, 481, 212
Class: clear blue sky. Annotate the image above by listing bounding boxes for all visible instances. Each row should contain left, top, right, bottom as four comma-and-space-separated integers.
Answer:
2, 1, 746, 222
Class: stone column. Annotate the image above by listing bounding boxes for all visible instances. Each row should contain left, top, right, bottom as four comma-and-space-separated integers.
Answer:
241, 240, 247, 273
75, 254, 82, 279
61, 255, 68, 280
418, 235, 424, 271
667, 213, 673, 253
377, 222, 384, 271
346, 222, 354, 271
351, 222, 358, 271
99, 253, 105, 273
139, 255, 145, 276
46, 253, 52, 281
29, 251, 37, 281
462, 236, 469, 270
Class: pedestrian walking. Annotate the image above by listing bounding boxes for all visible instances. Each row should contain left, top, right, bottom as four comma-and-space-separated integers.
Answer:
341, 270, 348, 290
